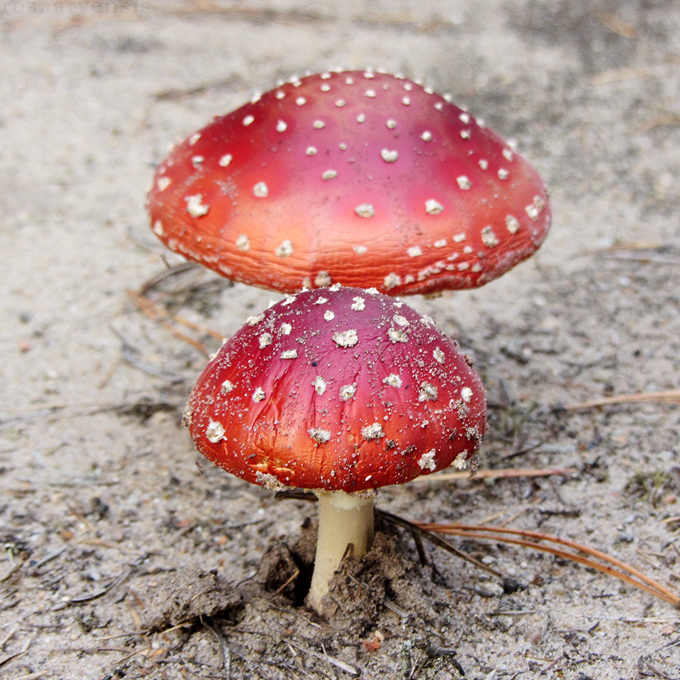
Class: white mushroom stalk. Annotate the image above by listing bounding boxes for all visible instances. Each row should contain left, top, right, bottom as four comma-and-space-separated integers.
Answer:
307, 490, 376, 611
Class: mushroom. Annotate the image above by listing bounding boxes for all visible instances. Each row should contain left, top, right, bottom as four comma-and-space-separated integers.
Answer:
148, 70, 550, 296
184, 285, 486, 611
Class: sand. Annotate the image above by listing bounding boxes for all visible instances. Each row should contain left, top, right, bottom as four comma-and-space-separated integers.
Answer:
1, 1, 679, 678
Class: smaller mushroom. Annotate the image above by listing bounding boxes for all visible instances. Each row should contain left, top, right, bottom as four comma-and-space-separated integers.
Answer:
186, 286, 486, 612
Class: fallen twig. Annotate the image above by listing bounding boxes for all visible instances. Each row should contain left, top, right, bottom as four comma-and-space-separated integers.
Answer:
377, 510, 502, 579
564, 390, 680, 411
422, 467, 576, 482
128, 291, 211, 355
204, 620, 231, 679
418, 523, 680, 607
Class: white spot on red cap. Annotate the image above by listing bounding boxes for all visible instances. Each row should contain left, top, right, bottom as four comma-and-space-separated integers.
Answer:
388, 328, 408, 343
324, 310, 335, 321
434, 239, 446, 248
256, 473, 284, 490
309, 427, 331, 443
313, 376, 328, 395
460, 130, 471, 140
453, 233, 466, 242
243, 115, 254, 126
403, 82, 412, 91
461, 386, 473, 402
384, 273, 401, 289
276, 120, 287, 132
295, 96, 306, 106
314, 271, 331, 287
335, 99, 347, 107
353, 245, 367, 254
247, 313, 264, 326
383, 374, 402, 388
191, 155, 204, 167
425, 199, 443, 215
459, 112, 470, 124
320, 72, 331, 79
453, 451, 468, 469
355, 204, 375, 218
186, 194, 209, 217
322, 169, 338, 180
189, 133, 201, 146
418, 449, 437, 471
306, 146, 317, 156
259, 332, 273, 348
363, 71, 375, 79
351, 297, 366, 311
282, 296, 296, 306
478, 159, 488, 170
153, 221, 165, 237
253, 182, 268, 197
393, 314, 409, 327
340, 383, 357, 400
253, 387, 266, 402
362, 423, 385, 440
313, 120, 325, 129
236, 234, 250, 251
281, 349, 297, 359
386, 119, 397, 129
498, 168, 509, 180
503, 148, 514, 161
157, 177, 171, 191
481, 226, 499, 248
365, 89, 376, 98
433, 348, 446, 364
333, 329, 358, 347
456, 176, 472, 190
345, 76, 354, 84
407, 246, 422, 257
276, 90, 285, 99
219, 153, 233, 167
280, 323, 292, 335
206, 420, 225, 443
506, 215, 520, 234
434, 102, 443, 110
357, 113, 366, 123
402, 96, 411, 106
221, 380, 234, 394
320, 84, 331, 92
275, 240, 293, 257
381, 149, 399, 163
419, 382, 438, 402
421, 130, 432, 141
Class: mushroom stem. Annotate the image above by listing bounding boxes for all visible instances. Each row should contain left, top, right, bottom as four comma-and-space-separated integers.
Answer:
307, 490, 376, 612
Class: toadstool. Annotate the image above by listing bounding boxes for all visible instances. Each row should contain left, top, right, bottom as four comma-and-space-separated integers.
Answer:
148, 70, 550, 296
184, 285, 486, 611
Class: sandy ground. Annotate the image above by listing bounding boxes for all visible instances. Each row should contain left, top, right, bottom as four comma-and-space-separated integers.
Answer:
1, 1, 680, 678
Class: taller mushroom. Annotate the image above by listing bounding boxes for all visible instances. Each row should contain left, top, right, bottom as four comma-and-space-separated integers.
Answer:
148, 70, 550, 296
185, 285, 486, 611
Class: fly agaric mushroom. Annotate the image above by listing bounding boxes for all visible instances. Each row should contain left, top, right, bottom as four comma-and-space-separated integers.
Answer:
148, 70, 550, 296
184, 285, 486, 611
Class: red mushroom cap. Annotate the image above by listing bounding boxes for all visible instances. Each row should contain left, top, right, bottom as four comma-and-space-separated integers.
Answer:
185, 285, 486, 492
148, 71, 550, 296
